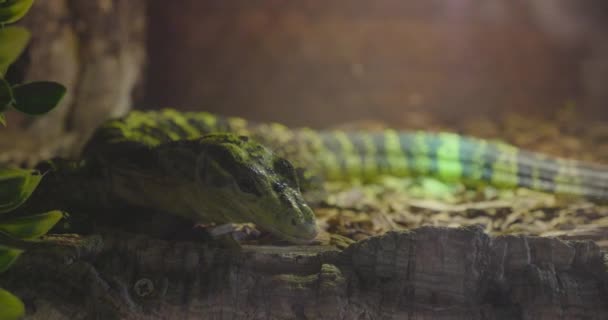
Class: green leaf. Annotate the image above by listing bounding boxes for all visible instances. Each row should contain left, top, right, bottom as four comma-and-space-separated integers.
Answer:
0, 210, 62, 275
0, 168, 41, 214
0, 0, 34, 24
12, 81, 66, 115
0, 113, 5, 126
0, 288, 24, 320
0, 245, 21, 273
0, 26, 30, 76
0, 78, 13, 111
0, 210, 63, 239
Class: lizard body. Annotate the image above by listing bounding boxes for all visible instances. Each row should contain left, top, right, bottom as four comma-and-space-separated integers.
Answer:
30, 109, 608, 242
91, 109, 608, 198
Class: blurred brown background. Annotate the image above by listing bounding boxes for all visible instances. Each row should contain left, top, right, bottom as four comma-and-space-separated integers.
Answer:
1, 0, 607, 161
145, 0, 608, 127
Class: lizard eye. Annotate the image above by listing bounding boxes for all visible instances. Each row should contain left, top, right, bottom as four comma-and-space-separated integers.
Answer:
274, 158, 299, 189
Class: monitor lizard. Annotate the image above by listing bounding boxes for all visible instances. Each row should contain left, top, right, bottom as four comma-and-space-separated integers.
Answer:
18, 109, 608, 243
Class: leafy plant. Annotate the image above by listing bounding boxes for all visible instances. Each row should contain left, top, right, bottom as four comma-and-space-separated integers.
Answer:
0, 168, 62, 320
0, 0, 65, 126
0, 288, 23, 320
0, 1, 65, 319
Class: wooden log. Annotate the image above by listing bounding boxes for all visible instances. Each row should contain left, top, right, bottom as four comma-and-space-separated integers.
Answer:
1, 226, 606, 319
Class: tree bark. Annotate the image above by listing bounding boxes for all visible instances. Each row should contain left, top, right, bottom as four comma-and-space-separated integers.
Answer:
1, 226, 606, 319
0, 0, 146, 164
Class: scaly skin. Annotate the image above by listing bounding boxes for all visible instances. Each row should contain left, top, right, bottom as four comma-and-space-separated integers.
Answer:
81, 131, 317, 243
290, 130, 608, 200
36, 109, 608, 243
91, 109, 608, 198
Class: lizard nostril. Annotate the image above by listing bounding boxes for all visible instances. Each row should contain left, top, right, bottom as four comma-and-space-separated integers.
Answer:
291, 218, 298, 226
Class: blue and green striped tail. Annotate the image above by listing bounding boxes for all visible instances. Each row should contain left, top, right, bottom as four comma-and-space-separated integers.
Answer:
299, 130, 608, 200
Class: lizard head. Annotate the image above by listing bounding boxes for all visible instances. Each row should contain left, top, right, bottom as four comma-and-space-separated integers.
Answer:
192, 133, 318, 243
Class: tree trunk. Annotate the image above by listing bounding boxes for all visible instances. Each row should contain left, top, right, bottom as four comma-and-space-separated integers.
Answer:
1, 226, 606, 319
0, 0, 146, 164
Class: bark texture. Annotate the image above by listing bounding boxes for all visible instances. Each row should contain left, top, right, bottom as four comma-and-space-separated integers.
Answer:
0, 0, 146, 163
1, 226, 606, 319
